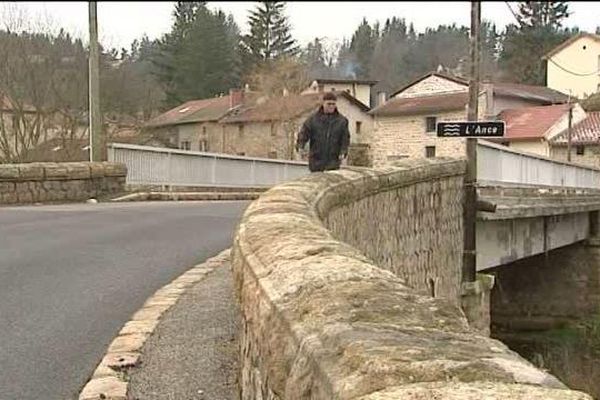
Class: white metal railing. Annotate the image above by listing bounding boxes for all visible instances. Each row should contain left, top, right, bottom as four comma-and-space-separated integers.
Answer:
107, 143, 309, 187
477, 140, 600, 189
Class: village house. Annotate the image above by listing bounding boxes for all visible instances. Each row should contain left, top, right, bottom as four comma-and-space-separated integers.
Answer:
543, 32, 600, 100
549, 111, 600, 167
217, 90, 372, 160
301, 78, 378, 108
144, 83, 374, 162
490, 103, 586, 157
143, 89, 250, 152
368, 71, 569, 167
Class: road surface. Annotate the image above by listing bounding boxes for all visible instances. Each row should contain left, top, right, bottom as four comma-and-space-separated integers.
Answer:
0, 201, 247, 400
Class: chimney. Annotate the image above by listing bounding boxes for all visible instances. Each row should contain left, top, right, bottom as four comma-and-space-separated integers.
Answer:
229, 88, 244, 109
377, 91, 387, 107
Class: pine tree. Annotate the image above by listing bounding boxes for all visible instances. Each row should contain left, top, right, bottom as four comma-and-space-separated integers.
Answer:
499, 1, 574, 85
150, 3, 242, 107
242, 1, 298, 72
347, 18, 378, 78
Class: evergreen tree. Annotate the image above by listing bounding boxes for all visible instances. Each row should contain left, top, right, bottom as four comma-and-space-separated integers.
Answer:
151, 2, 241, 107
241, 1, 298, 72
347, 18, 378, 78
499, 1, 574, 85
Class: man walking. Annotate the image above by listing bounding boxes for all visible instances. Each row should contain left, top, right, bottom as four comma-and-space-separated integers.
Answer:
296, 92, 350, 172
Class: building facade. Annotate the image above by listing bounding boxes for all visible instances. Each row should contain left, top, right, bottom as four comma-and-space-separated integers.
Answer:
544, 33, 600, 99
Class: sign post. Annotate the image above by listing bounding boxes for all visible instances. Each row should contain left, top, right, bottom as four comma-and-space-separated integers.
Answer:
463, 1, 481, 284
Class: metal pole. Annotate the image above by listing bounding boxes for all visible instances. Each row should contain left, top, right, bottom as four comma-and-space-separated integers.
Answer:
463, 0, 481, 283
567, 101, 573, 162
88, 1, 104, 161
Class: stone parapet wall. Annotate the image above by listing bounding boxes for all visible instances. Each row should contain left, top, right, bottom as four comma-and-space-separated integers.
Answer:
232, 158, 591, 399
0, 162, 126, 205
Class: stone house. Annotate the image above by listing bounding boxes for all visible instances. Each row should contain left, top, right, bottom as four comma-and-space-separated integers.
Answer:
543, 32, 600, 99
368, 72, 569, 166
218, 91, 372, 160
143, 89, 249, 152
491, 103, 586, 157
549, 111, 600, 167
301, 78, 378, 108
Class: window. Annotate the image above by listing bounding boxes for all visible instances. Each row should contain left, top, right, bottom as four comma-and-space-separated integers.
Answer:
355, 121, 362, 135
425, 116, 437, 133
199, 139, 208, 152
180, 140, 191, 151
576, 145, 585, 155
425, 146, 436, 158
238, 124, 244, 138
270, 122, 277, 137
202, 126, 207, 135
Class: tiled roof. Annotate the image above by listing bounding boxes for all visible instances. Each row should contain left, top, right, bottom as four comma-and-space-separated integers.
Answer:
313, 78, 379, 86
220, 91, 369, 124
220, 93, 322, 123
498, 104, 570, 140
551, 112, 600, 145
144, 96, 233, 128
492, 82, 569, 104
390, 71, 469, 97
369, 92, 468, 116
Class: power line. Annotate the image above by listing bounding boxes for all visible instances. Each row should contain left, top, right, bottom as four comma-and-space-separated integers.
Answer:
505, 1, 521, 25
547, 57, 600, 77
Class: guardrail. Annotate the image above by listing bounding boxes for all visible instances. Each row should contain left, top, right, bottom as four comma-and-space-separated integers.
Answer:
477, 140, 600, 189
107, 143, 309, 187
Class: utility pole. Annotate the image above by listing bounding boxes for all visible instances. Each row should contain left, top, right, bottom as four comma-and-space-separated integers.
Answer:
463, 0, 481, 283
88, 1, 104, 161
567, 92, 573, 162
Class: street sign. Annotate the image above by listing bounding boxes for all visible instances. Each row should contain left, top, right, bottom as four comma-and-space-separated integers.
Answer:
437, 121, 505, 138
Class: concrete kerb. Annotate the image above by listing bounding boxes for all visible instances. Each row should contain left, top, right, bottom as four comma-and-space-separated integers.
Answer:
110, 192, 261, 202
77, 248, 232, 400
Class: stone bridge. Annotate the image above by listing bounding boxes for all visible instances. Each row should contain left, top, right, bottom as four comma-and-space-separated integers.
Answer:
232, 157, 598, 399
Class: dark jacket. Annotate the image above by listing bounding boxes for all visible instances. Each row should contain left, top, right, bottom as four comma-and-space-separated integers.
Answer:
296, 106, 350, 172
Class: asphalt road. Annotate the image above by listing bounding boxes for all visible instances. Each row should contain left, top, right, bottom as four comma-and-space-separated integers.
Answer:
0, 201, 248, 400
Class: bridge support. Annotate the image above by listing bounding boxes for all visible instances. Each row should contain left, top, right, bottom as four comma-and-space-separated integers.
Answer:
460, 273, 495, 336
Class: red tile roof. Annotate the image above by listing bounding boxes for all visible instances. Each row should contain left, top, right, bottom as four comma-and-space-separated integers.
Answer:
551, 112, 600, 145
144, 96, 233, 128
498, 104, 570, 140
492, 82, 568, 104
370, 92, 468, 117
220, 91, 369, 123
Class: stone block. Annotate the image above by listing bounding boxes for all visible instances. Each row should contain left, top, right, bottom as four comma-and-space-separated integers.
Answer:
18, 163, 44, 181
17, 190, 33, 204
89, 162, 105, 178
0, 165, 19, 181
66, 163, 91, 180
78, 377, 127, 400
44, 163, 70, 180
0, 192, 17, 204
0, 181, 15, 192
101, 162, 127, 177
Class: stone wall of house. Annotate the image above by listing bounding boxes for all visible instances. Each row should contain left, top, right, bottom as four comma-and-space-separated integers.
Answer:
395, 75, 467, 98
232, 158, 590, 400
0, 162, 126, 205
371, 111, 467, 167
550, 146, 600, 169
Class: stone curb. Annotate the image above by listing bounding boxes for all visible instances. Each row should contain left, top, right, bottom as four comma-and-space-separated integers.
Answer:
110, 192, 260, 202
77, 248, 232, 400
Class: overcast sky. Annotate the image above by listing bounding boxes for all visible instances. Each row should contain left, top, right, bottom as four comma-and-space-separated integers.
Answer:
2, 1, 600, 50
